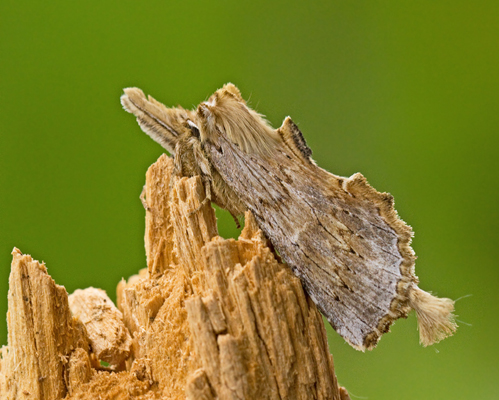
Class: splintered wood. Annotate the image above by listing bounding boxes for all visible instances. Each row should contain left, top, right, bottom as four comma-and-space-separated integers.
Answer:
69, 288, 132, 369
0, 154, 348, 400
0, 249, 82, 399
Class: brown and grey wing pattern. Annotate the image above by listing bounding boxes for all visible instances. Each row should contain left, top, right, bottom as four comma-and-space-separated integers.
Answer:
205, 121, 418, 350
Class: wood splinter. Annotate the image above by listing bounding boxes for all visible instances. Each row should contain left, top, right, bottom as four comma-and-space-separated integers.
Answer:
0, 154, 348, 399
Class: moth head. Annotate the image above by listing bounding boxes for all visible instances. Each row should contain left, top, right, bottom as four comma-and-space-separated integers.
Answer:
196, 83, 280, 156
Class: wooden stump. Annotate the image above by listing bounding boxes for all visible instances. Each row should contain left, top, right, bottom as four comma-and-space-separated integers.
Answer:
0, 154, 349, 400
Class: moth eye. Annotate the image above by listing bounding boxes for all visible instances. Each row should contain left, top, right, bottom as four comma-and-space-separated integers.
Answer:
187, 120, 200, 138
190, 125, 200, 138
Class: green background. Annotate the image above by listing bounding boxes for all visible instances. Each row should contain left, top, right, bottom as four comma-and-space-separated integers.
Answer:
1, 1, 497, 398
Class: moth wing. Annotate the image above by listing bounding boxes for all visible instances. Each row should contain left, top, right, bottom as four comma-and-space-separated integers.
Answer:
121, 85, 456, 350
205, 118, 417, 350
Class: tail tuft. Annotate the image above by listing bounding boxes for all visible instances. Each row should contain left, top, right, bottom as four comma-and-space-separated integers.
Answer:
409, 285, 457, 346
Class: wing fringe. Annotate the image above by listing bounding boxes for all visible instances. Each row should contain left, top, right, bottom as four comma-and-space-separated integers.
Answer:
342, 172, 456, 348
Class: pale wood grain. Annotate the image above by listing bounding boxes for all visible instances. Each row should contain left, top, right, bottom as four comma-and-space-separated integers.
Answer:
1, 155, 347, 399
1, 249, 82, 400
69, 288, 132, 368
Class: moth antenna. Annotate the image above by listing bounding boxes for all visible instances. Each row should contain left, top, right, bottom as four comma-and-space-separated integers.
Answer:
409, 285, 457, 346
121, 87, 194, 155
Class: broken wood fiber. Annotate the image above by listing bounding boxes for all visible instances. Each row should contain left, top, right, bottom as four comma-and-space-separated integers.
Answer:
0, 154, 349, 400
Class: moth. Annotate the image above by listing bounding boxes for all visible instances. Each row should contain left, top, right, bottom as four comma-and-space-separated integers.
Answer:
121, 83, 457, 350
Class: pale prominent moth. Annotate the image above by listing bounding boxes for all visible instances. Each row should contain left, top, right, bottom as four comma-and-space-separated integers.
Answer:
121, 84, 457, 350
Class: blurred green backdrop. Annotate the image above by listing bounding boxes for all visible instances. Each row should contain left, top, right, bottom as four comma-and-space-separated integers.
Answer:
1, 1, 497, 399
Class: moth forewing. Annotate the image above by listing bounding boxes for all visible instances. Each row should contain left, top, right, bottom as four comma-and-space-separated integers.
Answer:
204, 134, 410, 350
121, 83, 457, 350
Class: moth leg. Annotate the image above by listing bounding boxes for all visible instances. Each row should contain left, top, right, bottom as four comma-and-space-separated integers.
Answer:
230, 212, 241, 229
202, 174, 212, 203
170, 138, 214, 216
140, 184, 151, 211
172, 142, 184, 178
169, 140, 188, 195
185, 139, 214, 216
